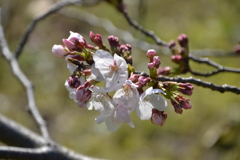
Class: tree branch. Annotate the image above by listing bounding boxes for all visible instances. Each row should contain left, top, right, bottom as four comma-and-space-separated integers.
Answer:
189, 54, 240, 77
0, 8, 50, 139
134, 71, 240, 94
0, 114, 103, 160
118, 5, 168, 47
157, 76, 240, 94
14, 0, 100, 59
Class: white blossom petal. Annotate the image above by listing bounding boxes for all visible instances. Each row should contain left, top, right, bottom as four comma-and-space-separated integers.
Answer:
136, 87, 167, 120
136, 100, 153, 120
95, 110, 112, 124
65, 80, 77, 102
90, 63, 104, 81
105, 116, 121, 132
65, 56, 78, 74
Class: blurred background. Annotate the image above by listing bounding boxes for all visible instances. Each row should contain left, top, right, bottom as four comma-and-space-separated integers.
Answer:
0, 0, 240, 160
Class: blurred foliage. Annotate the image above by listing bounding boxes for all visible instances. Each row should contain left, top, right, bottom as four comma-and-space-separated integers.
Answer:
0, 0, 240, 160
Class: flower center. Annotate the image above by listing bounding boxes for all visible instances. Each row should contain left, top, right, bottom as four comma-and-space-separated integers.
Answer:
109, 60, 118, 75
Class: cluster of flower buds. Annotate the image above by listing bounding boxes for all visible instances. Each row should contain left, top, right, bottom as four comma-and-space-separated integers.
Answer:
159, 82, 194, 114
52, 31, 194, 132
168, 34, 190, 74
146, 49, 162, 78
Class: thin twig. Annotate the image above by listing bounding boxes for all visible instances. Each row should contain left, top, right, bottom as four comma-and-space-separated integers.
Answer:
119, 5, 169, 47
134, 71, 240, 94
0, 9, 50, 139
158, 76, 240, 94
14, 0, 99, 59
119, 3, 240, 77
189, 54, 240, 77
190, 49, 238, 57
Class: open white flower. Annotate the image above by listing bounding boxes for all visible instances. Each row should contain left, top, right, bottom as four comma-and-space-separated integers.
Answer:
91, 50, 128, 92
136, 87, 167, 120
91, 80, 138, 132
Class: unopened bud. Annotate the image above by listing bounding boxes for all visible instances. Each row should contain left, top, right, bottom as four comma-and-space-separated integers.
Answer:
89, 31, 104, 47
171, 95, 192, 114
178, 83, 194, 96
151, 109, 167, 126
62, 39, 77, 51
138, 76, 150, 85
148, 62, 155, 70
146, 49, 157, 58
157, 67, 171, 76
171, 99, 183, 114
108, 35, 120, 48
178, 34, 188, 48
67, 76, 81, 88
168, 40, 176, 49
125, 44, 132, 52
153, 56, 161, 68
120, 45, 129, 53
129, 74, 140, 82
52, 45, 69, 57
171, 54, 183, 64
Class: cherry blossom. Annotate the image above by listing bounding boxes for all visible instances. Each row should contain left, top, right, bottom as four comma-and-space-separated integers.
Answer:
91, 50, 128, 92
136, 87, 167, 120
91, 80, 138, 132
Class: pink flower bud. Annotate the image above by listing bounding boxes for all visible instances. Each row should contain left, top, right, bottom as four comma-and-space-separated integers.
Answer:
108, 35, 120, 48
138, 76, 150, 85
62, 39, 76, 51
76, 86, 92, 103
151, 109, 167, 126
168, 40, 176, 49
148, 62, 155, 70
89, 31, 104, 47
146, 49, 157, 58
120, 45, 129, 53
171, 95, 192, 114
171, 54, 183, 63
171, 100, 183, 114
67, 76, 81, 88
157, 67, 171, 76
153, 56, 161, 68
125, 44, 132, 52
52, 45, 68, 57
68, 31, 85, 44
129, 74, 140, 82
178, 34, 188, 48
178, 83, 194, 96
